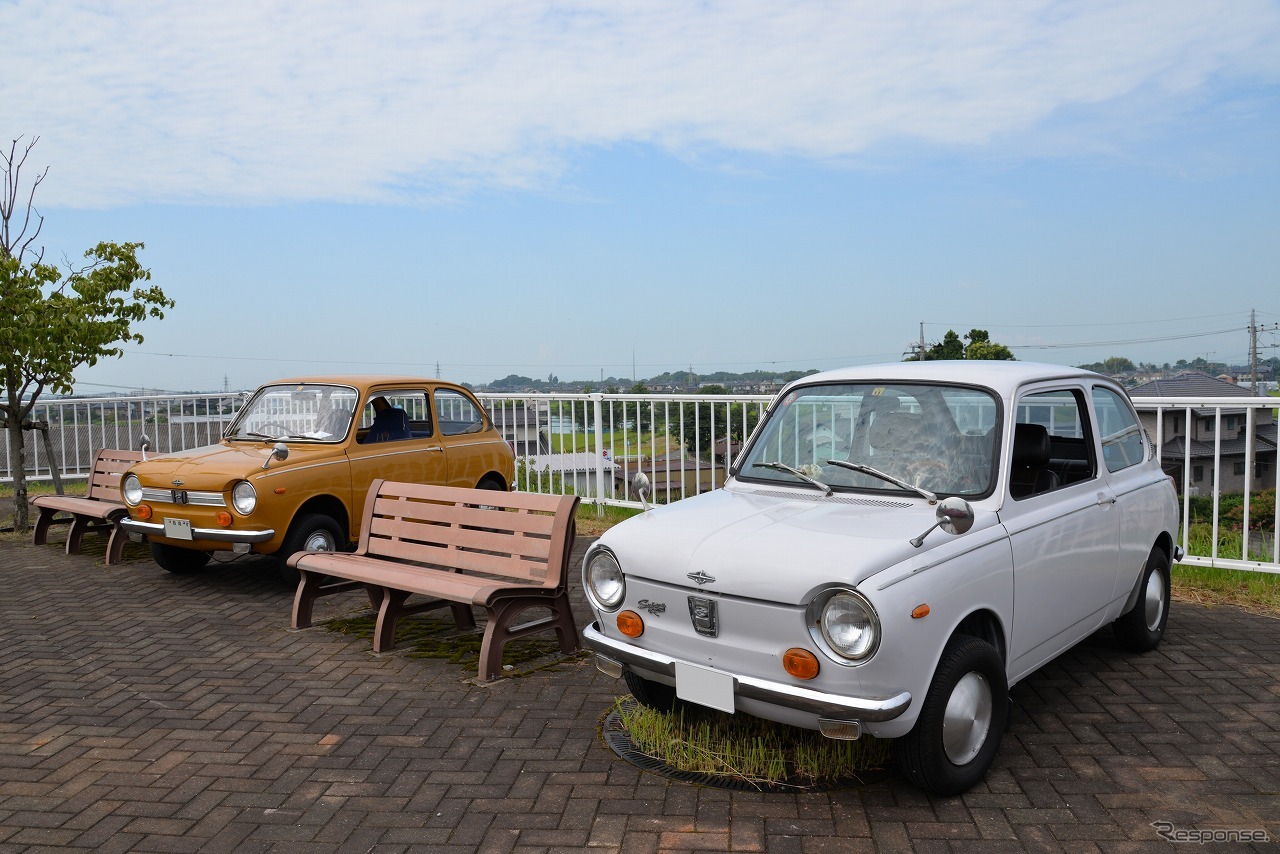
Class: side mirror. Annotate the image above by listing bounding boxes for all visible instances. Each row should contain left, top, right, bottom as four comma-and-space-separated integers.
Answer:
139, 433, 151, 462
631, 471, 651, 512
262, 442, 289, 470
910, 496, 974, 548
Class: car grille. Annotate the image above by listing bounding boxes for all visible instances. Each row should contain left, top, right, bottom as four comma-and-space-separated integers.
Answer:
139, 487, 227, 507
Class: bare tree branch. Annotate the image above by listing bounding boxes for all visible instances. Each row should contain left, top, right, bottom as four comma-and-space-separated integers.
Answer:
1, 135, 48, 265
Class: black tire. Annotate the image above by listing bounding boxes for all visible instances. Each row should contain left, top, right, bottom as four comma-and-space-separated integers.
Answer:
277, 513, 344, 584
624, 670, 682, 713
477, 476, 506, 492
895, 634, 1009, 796
1112, 548, 1170, 653
151, 542, 212, 574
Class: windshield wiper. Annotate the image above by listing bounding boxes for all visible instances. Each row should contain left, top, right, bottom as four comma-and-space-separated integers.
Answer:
242, 431, 308, 441
826, 459, 937, 503
752, 462, 833, 496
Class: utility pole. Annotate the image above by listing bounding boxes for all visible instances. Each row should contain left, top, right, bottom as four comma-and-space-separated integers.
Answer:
1250, 309, 1259, 392
904, 321, 927, 360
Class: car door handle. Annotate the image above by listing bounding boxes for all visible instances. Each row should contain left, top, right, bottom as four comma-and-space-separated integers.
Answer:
1096, 492, 1116, 506
425, 446, 444, 453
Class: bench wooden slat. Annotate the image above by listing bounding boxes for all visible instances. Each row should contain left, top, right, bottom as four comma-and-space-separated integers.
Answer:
367, 513, 556, 563
291, 479, 580, 681
363, 536, 553, 584
30, 448, 144, 565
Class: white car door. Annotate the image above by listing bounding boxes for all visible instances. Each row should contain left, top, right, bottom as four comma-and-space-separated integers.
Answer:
1002, 385, 1121, 682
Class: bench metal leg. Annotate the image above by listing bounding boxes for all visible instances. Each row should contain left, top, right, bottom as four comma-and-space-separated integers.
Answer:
65, 515, 90, 555
292, 570, 326, 629
31, 507, 58, 547
105, 522, 129, 565
476, 593, 581, 682
373, 588, 412, 653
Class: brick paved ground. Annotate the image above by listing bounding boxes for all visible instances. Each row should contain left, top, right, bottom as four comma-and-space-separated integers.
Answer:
1, 535, 1277, 853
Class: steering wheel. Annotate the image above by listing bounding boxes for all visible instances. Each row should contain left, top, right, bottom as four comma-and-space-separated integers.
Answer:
256, 422, 293, 437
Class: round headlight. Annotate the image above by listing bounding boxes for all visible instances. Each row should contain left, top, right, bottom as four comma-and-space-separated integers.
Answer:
231, 480, 257, 515
122, 474, 142, 506
819, 590, 880, 661
585, 549, 625, 610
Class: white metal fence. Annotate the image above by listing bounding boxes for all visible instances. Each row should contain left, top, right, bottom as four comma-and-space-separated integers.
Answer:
5, 390, 1277, 574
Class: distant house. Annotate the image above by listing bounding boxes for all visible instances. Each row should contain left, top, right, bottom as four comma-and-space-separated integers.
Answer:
522, 452, 617, 495
1129, 371, 1277, 494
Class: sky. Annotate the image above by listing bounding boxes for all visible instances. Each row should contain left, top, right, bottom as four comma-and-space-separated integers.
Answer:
4, 0, 1280, 394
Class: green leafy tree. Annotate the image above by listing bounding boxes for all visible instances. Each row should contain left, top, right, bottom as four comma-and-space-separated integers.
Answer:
1, 136, 173, 528
962, 329, 1015, 361
669, 385, 762, 460
912, 328, 1015, 361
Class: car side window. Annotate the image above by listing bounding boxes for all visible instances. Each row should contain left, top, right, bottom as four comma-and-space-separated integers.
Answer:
1010, 389, 1095, 498
1091, 387, 1146, 472
358, 390, 431, 444
435, 389, 487, 436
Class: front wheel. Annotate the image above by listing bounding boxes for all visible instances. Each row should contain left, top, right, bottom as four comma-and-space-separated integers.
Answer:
1112, 548, 1170, 652
277, 513, 344, 584
624, 670, 684, 714
895, 635, 1009, 796
151, 542, 212, 574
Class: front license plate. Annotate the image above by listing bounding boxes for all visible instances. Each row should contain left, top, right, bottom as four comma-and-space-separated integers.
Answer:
163, 518, 194, 540
675, 661, 735, 713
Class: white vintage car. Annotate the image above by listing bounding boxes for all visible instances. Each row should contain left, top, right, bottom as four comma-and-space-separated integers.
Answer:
582, 361, 1181, 795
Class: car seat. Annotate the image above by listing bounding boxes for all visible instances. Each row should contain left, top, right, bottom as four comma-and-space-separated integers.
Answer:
363, 406, 413, 443
1010, 423, 1061, 498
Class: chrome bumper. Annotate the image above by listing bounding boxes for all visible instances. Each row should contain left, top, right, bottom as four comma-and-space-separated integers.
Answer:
119, 518, 276, 544
582, 622, 911, 723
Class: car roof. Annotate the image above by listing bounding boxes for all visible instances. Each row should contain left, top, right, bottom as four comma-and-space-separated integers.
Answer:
789, 361, 1109, 398
260, 375, 469, 391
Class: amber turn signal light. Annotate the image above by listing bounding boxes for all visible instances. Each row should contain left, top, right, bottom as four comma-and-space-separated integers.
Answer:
616, 610, 644, 638
216, 511, 233, 527
782, 647, 820, 680
136, 504, 153, 521
911, 604, 931, 619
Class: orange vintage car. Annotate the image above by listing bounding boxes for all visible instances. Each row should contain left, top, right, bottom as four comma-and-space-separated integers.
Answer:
119, 376, 515, 574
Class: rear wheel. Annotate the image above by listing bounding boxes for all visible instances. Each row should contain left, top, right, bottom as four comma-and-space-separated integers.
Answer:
277, 513, 344, 584
151, 542, 212, 574
1113, 547, 1170, 652
896, 634, 1009, 796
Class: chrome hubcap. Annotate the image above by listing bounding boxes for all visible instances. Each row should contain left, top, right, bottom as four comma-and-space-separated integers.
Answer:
942, 672, 992, 765
1144, 570, 1166, 632
304, 530, 335, 552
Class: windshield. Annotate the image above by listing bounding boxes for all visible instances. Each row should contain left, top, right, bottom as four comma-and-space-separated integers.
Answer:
737, 382, 1000, 497
226, 383, 359, 443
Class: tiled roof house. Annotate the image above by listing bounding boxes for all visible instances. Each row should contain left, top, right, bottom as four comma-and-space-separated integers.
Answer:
1129, 371, 1277, 494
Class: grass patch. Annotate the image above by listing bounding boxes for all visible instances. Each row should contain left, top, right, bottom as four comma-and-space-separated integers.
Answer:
325, 611, 584, 676
610, 698, 892, 789
575, 503, 643, 538
1172, 564, 1280, 617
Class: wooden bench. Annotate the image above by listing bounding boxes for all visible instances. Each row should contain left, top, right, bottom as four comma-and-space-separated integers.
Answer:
30, 448, 144, 565
288, 479, 581, 681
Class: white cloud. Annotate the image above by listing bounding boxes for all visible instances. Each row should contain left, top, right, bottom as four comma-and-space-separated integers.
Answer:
4, 0, 1278, 207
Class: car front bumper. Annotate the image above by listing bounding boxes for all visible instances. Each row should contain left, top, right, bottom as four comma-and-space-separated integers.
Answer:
119, 518, 276, 544
583, 621, 911, 723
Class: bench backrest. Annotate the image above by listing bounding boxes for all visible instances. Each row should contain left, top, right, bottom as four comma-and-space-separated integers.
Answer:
87, 448, 146, 502
357, 479, 579, 589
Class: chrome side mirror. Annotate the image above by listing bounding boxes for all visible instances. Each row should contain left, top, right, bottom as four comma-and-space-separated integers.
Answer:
910, 496, 974, 548
139, 433, 151, 462
262, 442, 289, 470
632, 471, 651, 512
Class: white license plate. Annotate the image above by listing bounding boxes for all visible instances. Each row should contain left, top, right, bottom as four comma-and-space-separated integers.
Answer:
163, 518, 194, 540
675, 661, 735, 713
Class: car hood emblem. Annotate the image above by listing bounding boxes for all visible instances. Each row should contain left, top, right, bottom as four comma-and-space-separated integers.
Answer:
687, 570, 716, 586
171, 479, 185, 486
